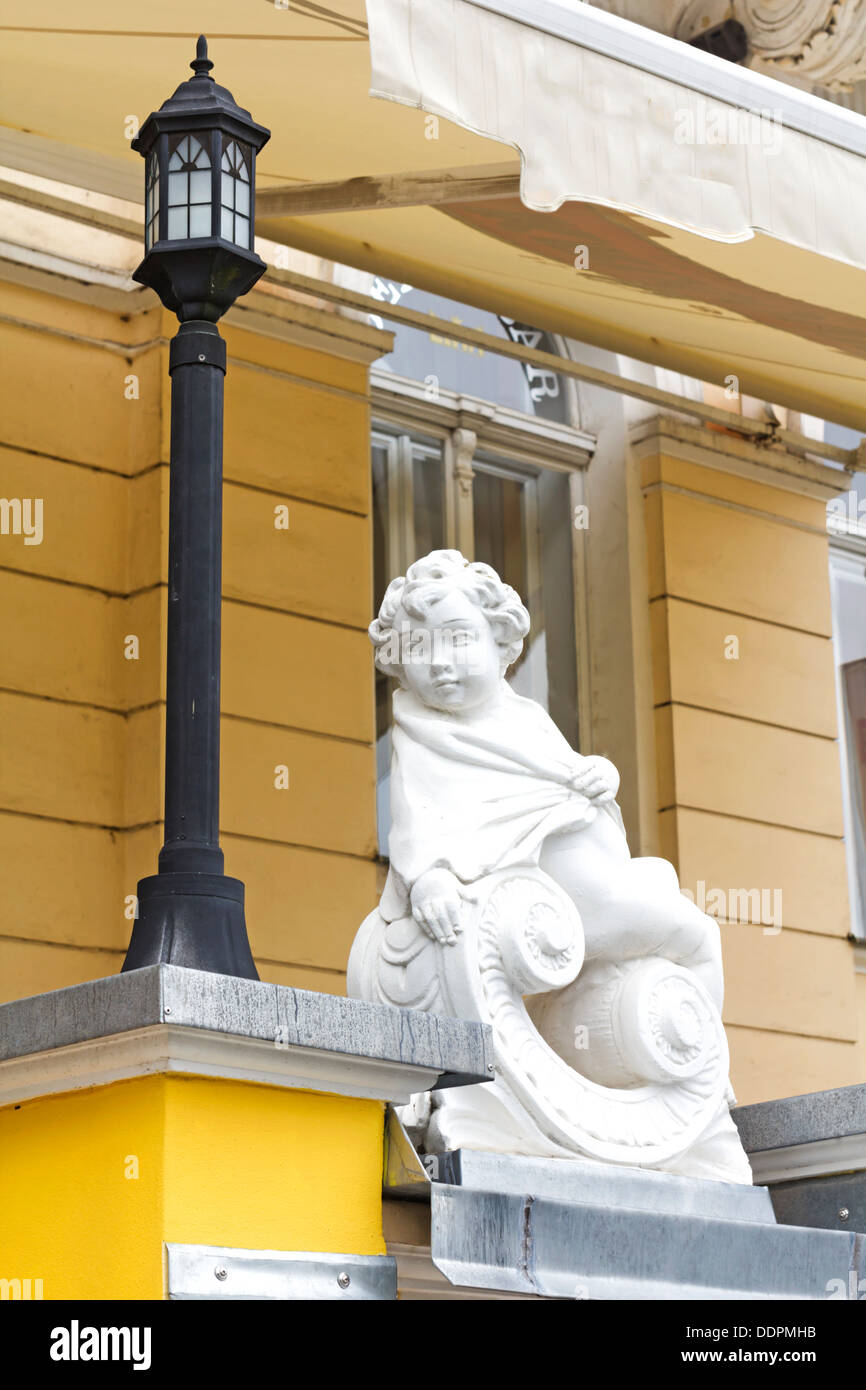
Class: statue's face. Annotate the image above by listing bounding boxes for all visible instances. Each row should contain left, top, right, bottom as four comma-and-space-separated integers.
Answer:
397, 589, 503, 713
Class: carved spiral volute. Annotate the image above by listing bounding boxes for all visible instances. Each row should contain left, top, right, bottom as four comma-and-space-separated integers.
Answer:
349, 867, 730, 1166
529, 956, 724, 1088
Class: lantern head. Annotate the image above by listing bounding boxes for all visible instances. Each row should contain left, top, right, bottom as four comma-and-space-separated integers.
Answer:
132, 37, 270, 322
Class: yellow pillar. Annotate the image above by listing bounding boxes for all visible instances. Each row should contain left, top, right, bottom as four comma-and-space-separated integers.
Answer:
1, 1075, 385, 1300
635, 417, 860, 1102
0, 964, 489, 1300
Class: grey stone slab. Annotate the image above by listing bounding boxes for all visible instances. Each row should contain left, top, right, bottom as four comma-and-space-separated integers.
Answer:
0, 964, 492, 1089
430, 1184, 864, 1300
733, 1085, 866, 1153
432, 1148, 776, 1224
0, 966, 164, 1062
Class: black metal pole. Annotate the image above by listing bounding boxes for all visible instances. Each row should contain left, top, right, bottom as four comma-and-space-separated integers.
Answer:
161, 322, 225, 877
122, 320, 257, 978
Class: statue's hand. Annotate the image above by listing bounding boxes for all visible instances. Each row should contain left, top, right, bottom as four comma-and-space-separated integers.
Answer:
571, 755, 619, 803
410, 868, 465, 946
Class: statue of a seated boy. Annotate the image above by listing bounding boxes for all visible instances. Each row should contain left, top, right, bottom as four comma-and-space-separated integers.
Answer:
358, 548, 751, 1183
372, 549, 722, 1004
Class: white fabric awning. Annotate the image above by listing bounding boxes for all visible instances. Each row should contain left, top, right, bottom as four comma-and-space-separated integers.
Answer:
2, 1, 866, 427
367, 0, 866, 270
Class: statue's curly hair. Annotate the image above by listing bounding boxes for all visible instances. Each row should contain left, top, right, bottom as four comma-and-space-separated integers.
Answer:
369, 549, 530, 679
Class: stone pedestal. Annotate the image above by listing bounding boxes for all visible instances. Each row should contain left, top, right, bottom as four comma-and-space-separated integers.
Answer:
0, 965, 490, 1300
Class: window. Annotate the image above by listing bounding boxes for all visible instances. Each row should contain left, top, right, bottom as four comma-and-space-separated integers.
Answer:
372, 419, 586, 855
827, 445, 866, 939
830, 539, 866, 940
370, 282, 570, 422
166, 135, 212, 241
372, 429, 446, 844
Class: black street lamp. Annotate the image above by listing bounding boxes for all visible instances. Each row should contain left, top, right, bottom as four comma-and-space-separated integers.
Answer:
122, 37, 269, 979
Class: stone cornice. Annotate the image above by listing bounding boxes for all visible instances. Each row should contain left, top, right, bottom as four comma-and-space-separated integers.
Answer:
629, 413, 852, 500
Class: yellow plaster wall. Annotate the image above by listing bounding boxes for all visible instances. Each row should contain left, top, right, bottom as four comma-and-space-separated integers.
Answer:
858, 967, 866, 1064
642, 447, 861, 1102
0, 1076, 166, 1300
0, 279, 379, 1000
0, 1075, 385, 1300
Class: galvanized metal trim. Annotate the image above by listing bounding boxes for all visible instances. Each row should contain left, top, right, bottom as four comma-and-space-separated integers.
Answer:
748, 1134, 866, 1186
383, 1106, 432, 1200
165, 1244, 397, 1300
431, 1148, 776, 1225
429, 1184, 864, 1300
767, 1170, 866, 1236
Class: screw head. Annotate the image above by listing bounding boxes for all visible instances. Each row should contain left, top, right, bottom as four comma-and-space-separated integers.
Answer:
839, 1208, 850, 1221
214, 1266, 228, 1281
487, 1063, 494, 1072
164, 1007, 171, 1015
337, 1272, 351, 1289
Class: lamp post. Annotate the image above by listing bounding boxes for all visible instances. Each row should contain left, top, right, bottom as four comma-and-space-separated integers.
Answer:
122, 37, 269, 979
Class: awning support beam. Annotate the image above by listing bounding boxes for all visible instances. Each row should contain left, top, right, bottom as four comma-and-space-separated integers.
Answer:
0, 176, 859, 472
266, 262, 861, 472
255, 163, 521, 217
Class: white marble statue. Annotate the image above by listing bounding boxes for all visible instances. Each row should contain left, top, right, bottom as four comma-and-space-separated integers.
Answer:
348, 550, 753, 1184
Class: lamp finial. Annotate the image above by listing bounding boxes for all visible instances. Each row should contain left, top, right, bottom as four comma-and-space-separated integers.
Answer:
191, 35, 214, 79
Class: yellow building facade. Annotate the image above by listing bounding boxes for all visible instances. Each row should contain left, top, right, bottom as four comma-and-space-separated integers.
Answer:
1, 227, 863, 1109
4, 0, 866, 1313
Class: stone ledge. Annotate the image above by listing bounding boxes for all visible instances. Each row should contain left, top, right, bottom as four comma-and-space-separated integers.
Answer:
0, 965, 493, 1104
733, 1085, 866, 1183
629, 412, 848, 500
734, 1085, 866, 1152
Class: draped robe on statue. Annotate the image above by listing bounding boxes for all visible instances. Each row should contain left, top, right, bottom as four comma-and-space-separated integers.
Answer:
380, 684, 626, 923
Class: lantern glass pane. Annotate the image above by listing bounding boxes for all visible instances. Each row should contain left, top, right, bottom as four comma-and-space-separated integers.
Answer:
167, 207, 188, 239
168, 171, 188, 206
145, 150, 160, 251
190, 170, 211, 204
189, 204, 211, 238
164, 135, 213, 242
219, 140, 253, 247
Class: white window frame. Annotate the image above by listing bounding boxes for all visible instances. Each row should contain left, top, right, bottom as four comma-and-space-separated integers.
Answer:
829, 530, 866, 940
